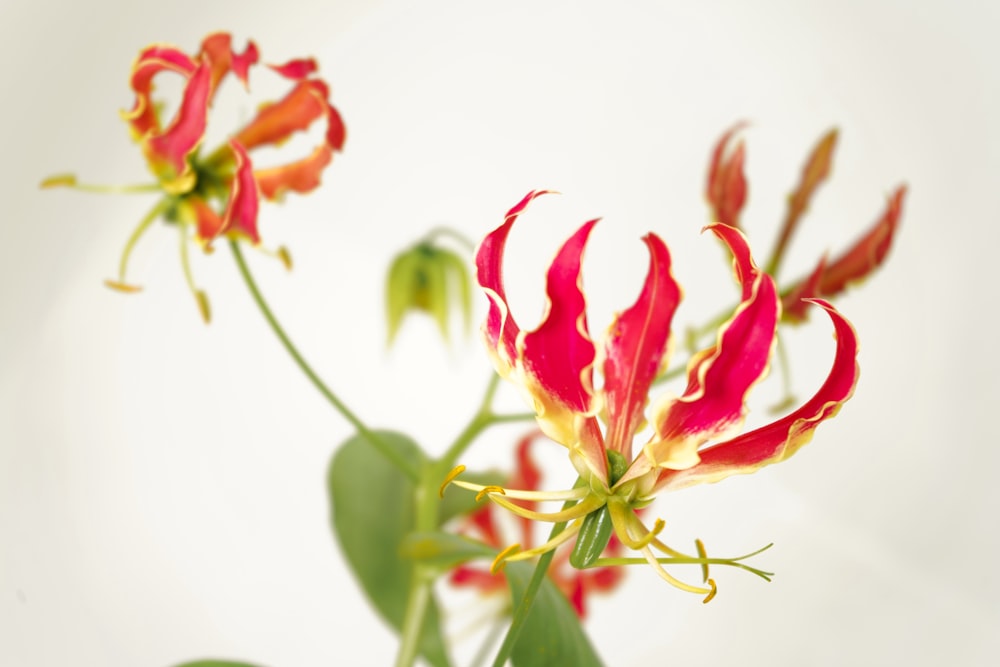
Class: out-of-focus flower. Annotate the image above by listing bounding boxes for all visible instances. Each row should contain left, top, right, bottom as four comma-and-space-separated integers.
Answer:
385, 240, 472, 344
445, 191, 859, 600
450, 431, 628, 618
781, 186, 906, 322
705, 122, 748, 230
703, 125, 905, 324
42, 32, 345, 321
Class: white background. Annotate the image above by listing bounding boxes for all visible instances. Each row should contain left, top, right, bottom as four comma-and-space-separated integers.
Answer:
2, 0, 998, 665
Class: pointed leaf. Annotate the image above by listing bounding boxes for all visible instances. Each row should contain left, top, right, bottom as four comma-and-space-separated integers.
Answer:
328, 431, 451, 667
505, 561, 605, 667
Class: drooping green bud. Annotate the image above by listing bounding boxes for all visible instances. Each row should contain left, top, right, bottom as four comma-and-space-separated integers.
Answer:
385, 241, 472, 345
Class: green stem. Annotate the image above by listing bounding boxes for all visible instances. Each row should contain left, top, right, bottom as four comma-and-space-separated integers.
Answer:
395, 463, 440, 667
490, 519, 569, 667
423, 225, 477, 252
230, 240, 419, 481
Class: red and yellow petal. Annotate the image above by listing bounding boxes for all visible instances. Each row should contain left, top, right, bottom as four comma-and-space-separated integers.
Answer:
254, 144, 333, 200
602, 232, 681, 460
199, 32, 260, 96
706, 122, 748, 229
218, 140, 261, 244
144, 60, 211, 192
233, 79, 331, 151
654, 299, 859, 492
122, 45, 197, 140
475, 190, 553, 374
642, 225, 778, 472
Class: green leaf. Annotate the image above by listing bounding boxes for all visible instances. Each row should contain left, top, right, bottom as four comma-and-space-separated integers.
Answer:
505, 562, 605, 667
328, 431, 451, 667
400, 531, 497, 574
170, 662, 265, 667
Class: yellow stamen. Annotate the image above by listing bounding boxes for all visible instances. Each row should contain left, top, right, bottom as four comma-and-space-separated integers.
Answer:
439, 465, 466, 498
178, 223, 210, 324
695, 538, 710, 583
502, 521, 581, 563
702, 578, 718, 604
490, 494, 603, 524
607, 500, 663, 550
640, 546, 714, 597
491, 543, 521, 573
476, 485, 507, 503
104, 280, 143, 293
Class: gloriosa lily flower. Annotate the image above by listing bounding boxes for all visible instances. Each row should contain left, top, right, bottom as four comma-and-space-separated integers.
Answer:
445, 190, 860, 600
43, 32, 345, 321
450, 431, 628, 618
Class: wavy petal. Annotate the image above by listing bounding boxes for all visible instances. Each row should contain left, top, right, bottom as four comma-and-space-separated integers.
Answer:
641, 225, 778, 472
520, 219, 599, 455
254, 144, 333, 200
602, 232, 681, 460
199, 32, 259, 96
145, 60, 211, 191
122, 45, 197, 140
217, 140, 261, 244
475, 190, 554, 373
653, 300, 859, 492
706, 122, 748, 229
233, 79, 330, 150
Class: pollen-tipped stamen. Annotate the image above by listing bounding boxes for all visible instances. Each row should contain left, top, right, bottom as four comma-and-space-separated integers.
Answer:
640, 545, 716, 598
450, 478, 590, 504
491, 543, 521, 573
476, 485, 507, 502
439, 465, 466, 498
502, 521, 581, 564
489, 493, 604, 524
108, 198, 172, 292
695, 538, 710, 583
178, 222, 211, 323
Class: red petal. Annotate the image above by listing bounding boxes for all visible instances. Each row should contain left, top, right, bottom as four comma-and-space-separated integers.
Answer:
602, 233, 681, 460
254, 144, 333, 200
818, 185, 906, 295
521, 219, 598, 415
654, 299, 859, 492
190, 197, 224, 242
706, 122, 748, 229
475, 190, 554, 372
270, 58, 319, 80
122, 45, 197, 140
218, 141, 261, 244
775, 128, 838, 260
233, 80, 330, 151
199, 32, 260, 95
643, 225, 778, 471
145, 60, 211, 186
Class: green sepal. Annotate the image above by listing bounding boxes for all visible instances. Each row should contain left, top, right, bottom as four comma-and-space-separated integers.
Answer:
568, 504, 614, 569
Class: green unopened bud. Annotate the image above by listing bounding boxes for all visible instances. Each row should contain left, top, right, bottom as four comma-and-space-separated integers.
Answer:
385, 241, 472, 345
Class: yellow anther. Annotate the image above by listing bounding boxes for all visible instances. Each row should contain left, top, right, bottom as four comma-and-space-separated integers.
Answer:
702, 578, 718, 604
104, 279, 143, 293
438, 465, 466, 498
695, 538, 709, 583
476, 485, 507, 503
491, 543, 521, 574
